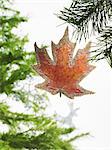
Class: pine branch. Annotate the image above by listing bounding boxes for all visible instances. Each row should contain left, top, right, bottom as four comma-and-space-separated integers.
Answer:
58, 0, 112, 67
67, 132, 90, 142
58, 0, 112, 40
90, 26, 112, 67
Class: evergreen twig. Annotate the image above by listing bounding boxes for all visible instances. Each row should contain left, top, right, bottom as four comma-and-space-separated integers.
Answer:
58, 0, 112, 67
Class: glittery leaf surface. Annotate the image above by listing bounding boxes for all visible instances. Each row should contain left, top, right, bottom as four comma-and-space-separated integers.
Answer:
33, 27, 95, 99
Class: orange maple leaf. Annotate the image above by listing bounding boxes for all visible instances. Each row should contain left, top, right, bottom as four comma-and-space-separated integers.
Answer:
33, 27, 95, 99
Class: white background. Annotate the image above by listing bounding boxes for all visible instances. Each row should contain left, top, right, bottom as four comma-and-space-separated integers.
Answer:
13, 0, 112, 150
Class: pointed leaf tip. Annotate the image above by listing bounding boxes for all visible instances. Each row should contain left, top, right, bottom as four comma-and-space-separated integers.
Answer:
34, 42, 40, 52
85, 42, 91, 51
59, 26, 69, 44
71, 42, 76, 49
63, 26, 69, 38
34, 42, 37, 48
51, 41, 57, 49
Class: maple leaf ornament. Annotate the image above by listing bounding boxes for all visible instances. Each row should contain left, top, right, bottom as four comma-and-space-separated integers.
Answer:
33, 27, 95, 99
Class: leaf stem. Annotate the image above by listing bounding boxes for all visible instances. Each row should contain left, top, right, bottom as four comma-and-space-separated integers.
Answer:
60, 92, 62, 97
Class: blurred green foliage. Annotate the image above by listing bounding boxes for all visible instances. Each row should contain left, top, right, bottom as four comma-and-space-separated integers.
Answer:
0, 0, 36, 94
0, 102, 77, 150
